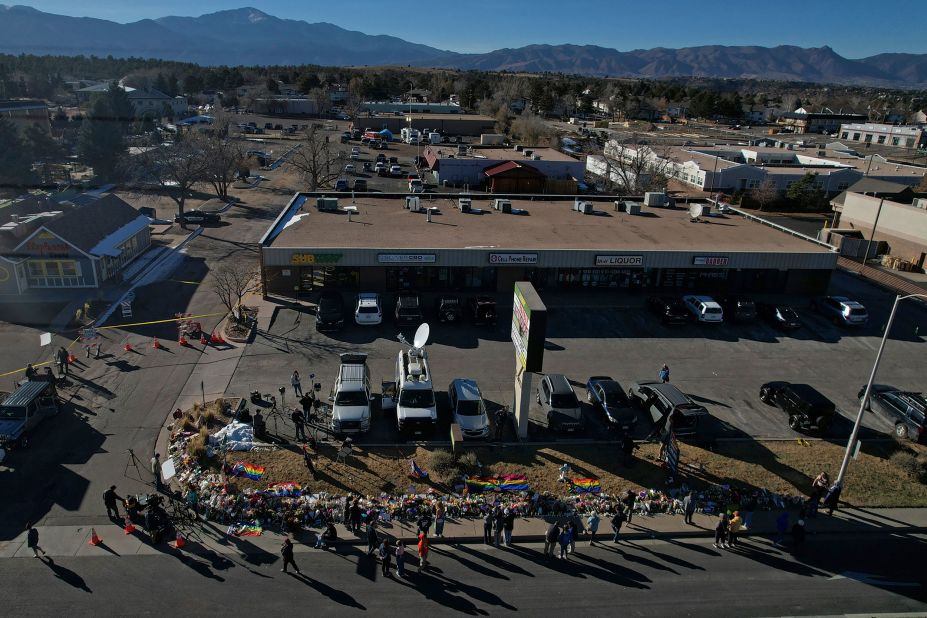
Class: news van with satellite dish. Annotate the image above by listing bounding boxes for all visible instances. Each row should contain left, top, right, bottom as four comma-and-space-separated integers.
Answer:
383, 323, 437, 436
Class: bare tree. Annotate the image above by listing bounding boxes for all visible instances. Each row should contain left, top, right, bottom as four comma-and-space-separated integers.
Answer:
309, 87, 329, 118
286, 126, 343, 190
213, 261, 256, 322
749, 179, 779, 211
131, 132, 207, 225
510, 111, 554, 145
600, 138, 675, 195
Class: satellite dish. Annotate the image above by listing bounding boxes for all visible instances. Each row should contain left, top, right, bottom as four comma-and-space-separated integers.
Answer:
413, 323, 430, 350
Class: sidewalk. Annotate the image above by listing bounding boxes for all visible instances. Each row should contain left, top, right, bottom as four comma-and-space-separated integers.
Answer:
4, 507, 926, 560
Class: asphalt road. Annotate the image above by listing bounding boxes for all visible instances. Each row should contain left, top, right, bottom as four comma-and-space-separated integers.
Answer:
4, 533, 925, 616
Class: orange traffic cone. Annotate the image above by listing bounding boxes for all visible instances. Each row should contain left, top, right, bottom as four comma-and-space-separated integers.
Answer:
124, 341, 132, 352
67, 352, 76, 364
88, 527, 102, 546
179, 335, 188, 346
123, 515, 135, 535
200, 333, 208, 345
171, 531, 186, 549
152, 337, 161, 350
209, 331, 221, 343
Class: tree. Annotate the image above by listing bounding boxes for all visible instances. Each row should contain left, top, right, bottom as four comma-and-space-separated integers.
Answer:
0, 117, 37, 191
78, 97, 125, 180
749, 179, 779, 211
785, 172, 827, 211
308, 87, 329, 117
212, 261, 256, 323
266, 77, 280, 94
196, 119, 244, 201
287, 126, 343, 190
133, 133, 207, 224
510, 111, 553, 145
102, 82, 135, 134
600, 139, 675, 195
298, 73, 320, 94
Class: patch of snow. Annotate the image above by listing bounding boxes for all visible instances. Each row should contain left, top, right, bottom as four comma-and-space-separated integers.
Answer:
210, 421, 254, 451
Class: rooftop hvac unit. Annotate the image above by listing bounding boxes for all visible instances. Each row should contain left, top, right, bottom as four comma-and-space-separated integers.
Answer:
625, 202, 641, 215
533, 155, 542, 160
494, 199, 512, 212
405, 196, 421, 211
458, 197, 472, 213
316, 197, 338, 211
573, 200, 593, 214
915, 198, 927, 210
514, 145, 524, 152
524, 149, 533, 157
643, 192, 668, 207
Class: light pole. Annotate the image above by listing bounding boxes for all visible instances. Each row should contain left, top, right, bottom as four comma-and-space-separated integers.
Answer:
861, 196, 886, 268
837, 292, 927, 487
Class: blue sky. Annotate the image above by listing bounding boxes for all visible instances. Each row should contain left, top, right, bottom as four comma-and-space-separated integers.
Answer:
14, 0, 927, 57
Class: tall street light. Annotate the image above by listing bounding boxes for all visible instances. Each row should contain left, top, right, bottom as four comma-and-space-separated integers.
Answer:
837, 292, 927, 487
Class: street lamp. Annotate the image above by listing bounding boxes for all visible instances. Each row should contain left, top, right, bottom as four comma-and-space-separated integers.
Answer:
837, 292, 927, 487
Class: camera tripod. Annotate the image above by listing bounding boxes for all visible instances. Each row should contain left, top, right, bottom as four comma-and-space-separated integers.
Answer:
124, 448, 147, 484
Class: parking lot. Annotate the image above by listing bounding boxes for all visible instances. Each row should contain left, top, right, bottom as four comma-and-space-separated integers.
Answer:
227, 268, 927, 446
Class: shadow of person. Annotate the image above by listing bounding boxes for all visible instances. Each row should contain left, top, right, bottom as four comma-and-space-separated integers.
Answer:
43, 557, 92, 592
295, 574, 366, 609
430, 546, 509, 580
454, 543, 534, 577
174, 551, 226, 582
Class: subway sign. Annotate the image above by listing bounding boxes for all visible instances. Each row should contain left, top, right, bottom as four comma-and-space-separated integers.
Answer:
290, 253, 343, 265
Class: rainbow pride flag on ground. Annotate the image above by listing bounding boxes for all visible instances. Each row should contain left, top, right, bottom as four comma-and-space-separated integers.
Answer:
231, 461, 265, 481
265, 482, 301, 497
465, 477, 499, 492
466, 474, 530, 493
570, 478, 601, 494
227, 522, 263, 537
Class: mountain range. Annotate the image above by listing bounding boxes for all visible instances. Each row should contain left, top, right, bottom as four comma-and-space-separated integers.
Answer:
1, 4, 925, 87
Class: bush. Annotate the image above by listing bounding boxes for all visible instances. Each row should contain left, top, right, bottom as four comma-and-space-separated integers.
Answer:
201, 408, 220, 427
428, 448, 481, 484
890, 449, 927, 484
186, 427, 210, 464
180, 414, 198, 433
458, 450, 480, 475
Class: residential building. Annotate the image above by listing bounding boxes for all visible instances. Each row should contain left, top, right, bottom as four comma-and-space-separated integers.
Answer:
838, 123, 927, 149
777, 108, 867, 134
76, 83, 187, 118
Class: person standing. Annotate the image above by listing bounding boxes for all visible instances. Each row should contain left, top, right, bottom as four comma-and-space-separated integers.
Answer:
622, 490, 636, 525
417, 531, 429, 572
558, 526, 571, 560
659, 364, 670, 383
350, 500, 362, 534
185, 485, 199, 518
27, 524, 46, 558
823, 481, 842, 516
25, 363, 37, 380
103, 485, 122, 519
494, 407, 507, 441
586, 511, 600, 545
379, 538, 393, 577
151, 453, 163, 491
302, 445, 317, 480
291, 370, 303, 396
742, 493, 757, 530
366, 518, 379, 556
502, 508, 515, 547
292, 407, 306, 441
807, 472, 828, 518
567, 520, 577, 555
395, 540, 406, 578
434, 501, 446, 538
683, 492, 696, 525
610, 509, 625, 543
483, 509, 493, 545
728, 511, 743, 548
620, 432, 637, 467
280, 537, 301, 574
774, 510, 790, 546
56, 347, 69, 377
544, 521, 561, 559
493, 507, 504, 548
791, 518, 806, 550
714, 513, 729, 549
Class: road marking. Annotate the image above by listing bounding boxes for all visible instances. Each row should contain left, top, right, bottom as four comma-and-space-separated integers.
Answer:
829, 571, 921, 587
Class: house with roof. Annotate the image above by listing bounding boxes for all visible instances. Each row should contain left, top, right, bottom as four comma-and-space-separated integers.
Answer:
76, 83, 187, 118
0, 194, 150, 298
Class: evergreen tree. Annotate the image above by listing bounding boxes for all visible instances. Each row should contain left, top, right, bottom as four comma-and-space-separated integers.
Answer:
77, 98, 125, 181
0, 118, 37, 191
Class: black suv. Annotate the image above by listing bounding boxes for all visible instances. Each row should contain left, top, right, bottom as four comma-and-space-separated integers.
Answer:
757, 303, 801, 330
760, 382, 836, 432
720, 296, 757, 322
647, 296, 689, 324
859, 384, 927, 442
469, 296, 497, 326
315, 291, 345, 331
394, 292, 424, 324
435, 295, 463, 323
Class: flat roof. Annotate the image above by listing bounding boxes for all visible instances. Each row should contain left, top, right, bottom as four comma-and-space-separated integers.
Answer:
406, 113, 494, 121
430, 146, 577, 163
271, 196, 831, 254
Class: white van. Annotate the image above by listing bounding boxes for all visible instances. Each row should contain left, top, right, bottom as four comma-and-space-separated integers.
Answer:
682, 295, 724, 323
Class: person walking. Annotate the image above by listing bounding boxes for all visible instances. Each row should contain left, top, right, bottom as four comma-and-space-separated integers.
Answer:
622, 490, 636, 525
610, 509, 625, 543
292, 408, 307, 441
366, 518, 379, 556
27, 524, 46, 558
493, 506, 504, 548
151, 453, 163, 491
379, 538, 393, 577
558, 526, 571, 560
291, 370, 303, 396
502, 508, 515, 547
417, 531, 430, 572
544, 521, 561, 559
280, 537, 301, 574
714, 513, 729, 549
774, 509, 790, 546
494, 407, 507, 441
823, 481, 842, 516
434, 501, 446, 538
483, 509, 493, 545
103, 485, 122, 519
586, 511, 600, 545
683, 492, 696, 525
395, 540, 406, 578
659, 364, 670, 383
728, 511, 743, 548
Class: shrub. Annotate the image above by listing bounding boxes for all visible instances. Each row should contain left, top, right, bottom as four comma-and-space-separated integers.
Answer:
429, 449, 457, 482
187, 427, 210, 463
180, 414, 198, 433
890, 449, 927, 483
458, 450, 480, 475
201, 408, 220, 427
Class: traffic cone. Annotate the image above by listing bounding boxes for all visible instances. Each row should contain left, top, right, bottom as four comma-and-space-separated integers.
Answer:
123, 515, 135, 535
209, 330, 221, 343
124, 341, 132, 352
179, 334, 188, 346
171, 531, 186, 549
152, 337, 161, 350
200, 333, 208, 345
88, 527, 102, 546
67, 352, 76, 364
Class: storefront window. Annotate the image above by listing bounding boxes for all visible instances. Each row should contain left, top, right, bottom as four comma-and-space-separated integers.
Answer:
26, 260, 82, 287
554, 268, 650, 289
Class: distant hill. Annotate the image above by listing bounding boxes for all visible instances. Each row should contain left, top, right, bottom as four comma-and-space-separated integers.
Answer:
0, 4, 924, 87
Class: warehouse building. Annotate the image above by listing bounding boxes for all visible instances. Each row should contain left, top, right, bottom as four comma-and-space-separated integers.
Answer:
260, 194, 837, 298
425, 145, 585, 192
354, 113, 495, 137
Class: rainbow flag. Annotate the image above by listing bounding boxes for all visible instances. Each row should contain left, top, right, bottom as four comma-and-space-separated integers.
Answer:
465, 477, 498, 493
265, 482, 301, 497
570, 478, 601, 494
228, 522, 263, 537
231, 461, 265, 481
497, 474, 530, 491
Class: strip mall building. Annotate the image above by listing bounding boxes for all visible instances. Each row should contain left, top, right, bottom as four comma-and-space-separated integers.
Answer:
259, 194, 837, 297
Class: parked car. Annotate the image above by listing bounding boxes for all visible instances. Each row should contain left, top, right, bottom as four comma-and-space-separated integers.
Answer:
435, 295, 463, 323
334, 178, 349, 191
329, 353, 371, 434
0, 377, 60, 448
354, 292, 382, 325
682, 295, 723, 323
858, 384, 927, 442
352, 179, 368, 192
760, 381, 835, 432
812, 296, 868, 327
375, 162, 388, 175
376, 153, 387, 163
586, 376, 637, 431
757, 302, 802, 330
720, 296, 757, 322
409, 178, 424, 193
537, 373, 583, 432
627, 381, 709, 437
344, 164, 356, 175
448, 378, 490, 439
315, 290, 345, 331
647, 296, 689, 324
394, 292, 424, 324
175, 210, 220, 225
389, 164, 402, 176
469, 296, 497, 326
350, 152, 360, 161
